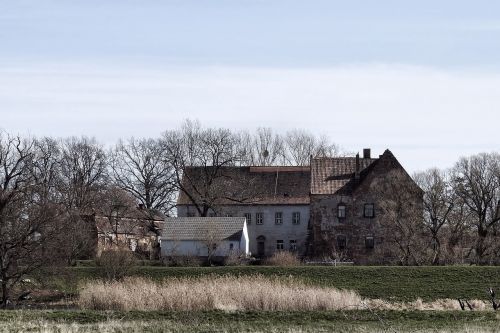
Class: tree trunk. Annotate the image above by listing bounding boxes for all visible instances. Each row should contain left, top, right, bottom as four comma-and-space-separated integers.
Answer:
1, 280, 8, 309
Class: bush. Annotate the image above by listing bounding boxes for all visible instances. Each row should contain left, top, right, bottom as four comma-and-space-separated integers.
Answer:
265, 251, 301, 266
224, 250, 248, 266
97, 250, 137, 280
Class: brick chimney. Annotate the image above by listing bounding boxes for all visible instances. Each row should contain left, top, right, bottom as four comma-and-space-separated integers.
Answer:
355, 153, 360, 180
363, 148, 371, 159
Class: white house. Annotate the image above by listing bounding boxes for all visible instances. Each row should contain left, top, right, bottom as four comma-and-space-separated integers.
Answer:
160, 217, 249, 258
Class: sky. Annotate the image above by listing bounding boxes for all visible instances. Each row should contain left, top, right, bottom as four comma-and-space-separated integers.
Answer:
1, 0, 500, 172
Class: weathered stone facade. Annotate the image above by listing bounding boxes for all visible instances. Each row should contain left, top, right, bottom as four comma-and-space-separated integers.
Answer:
309, 149, 423, 263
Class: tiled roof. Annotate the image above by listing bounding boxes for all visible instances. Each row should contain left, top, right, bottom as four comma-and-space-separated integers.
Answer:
163, 217, 246, 241
177, 166, 310, 206
311, 157, 377, 195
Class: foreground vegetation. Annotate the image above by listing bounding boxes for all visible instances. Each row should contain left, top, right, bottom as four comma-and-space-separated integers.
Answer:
1, 310, 500, 332
68, 265, 500, 302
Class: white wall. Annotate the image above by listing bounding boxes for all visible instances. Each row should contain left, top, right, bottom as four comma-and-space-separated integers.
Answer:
161, 238, 247, 257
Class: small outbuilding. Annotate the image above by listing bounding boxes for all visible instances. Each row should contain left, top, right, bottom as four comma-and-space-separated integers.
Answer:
160, 217, 250, 260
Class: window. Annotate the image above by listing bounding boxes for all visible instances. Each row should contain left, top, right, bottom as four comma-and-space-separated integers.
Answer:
337, 204, 346, 219
256, 212, 263, 225
289, 239, 297, 251
244, 213, 252, 224
292, 212, 301, 225
275, 212, 283, 225
365, 236, 374, 249
336, 235, 347, 251
276, 240, 284, 250
364, 204, 375, 218
229, 243, 234, 250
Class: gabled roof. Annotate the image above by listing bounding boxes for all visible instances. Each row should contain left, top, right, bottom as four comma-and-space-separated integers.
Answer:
311, 156, 377, 195
163, 217, 246, 241
177, 166, 310, 206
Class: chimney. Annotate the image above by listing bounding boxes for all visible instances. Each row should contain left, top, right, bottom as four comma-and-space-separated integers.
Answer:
363, 148, 371, 159
355, 153, 360, 180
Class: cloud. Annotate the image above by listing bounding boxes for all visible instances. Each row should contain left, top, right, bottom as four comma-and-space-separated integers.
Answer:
0, 63, 499, 172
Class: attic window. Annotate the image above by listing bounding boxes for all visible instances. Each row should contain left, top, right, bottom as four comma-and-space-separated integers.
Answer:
337, 204, 346, 219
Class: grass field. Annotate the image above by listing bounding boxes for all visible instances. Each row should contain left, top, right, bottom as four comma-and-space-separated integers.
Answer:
9, 265, 500, 332
68, 265, 500, 301
1, 310, 500, 332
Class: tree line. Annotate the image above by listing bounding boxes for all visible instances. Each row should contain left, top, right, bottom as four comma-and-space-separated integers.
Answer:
0, 120, 499, 305
412, 154, 500, 265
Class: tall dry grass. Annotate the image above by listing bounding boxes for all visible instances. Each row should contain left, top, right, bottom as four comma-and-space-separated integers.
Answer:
78, 275, 362, 311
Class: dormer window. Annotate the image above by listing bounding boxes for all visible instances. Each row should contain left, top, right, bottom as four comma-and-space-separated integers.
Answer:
337, 203, 346, 219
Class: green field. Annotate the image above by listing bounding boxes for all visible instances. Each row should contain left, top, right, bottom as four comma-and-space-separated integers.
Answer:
0, 310, 499, 332
8, 265, 500, 332
69, 265, 500, 301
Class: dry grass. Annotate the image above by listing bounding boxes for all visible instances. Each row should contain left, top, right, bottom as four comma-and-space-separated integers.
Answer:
366, 298, 489, 311
78, 275, 362, 311
78, 275, 495, 312
264, 251, 301, 266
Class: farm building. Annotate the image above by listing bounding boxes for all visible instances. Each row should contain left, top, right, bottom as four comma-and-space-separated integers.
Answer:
160, 217, 249, 260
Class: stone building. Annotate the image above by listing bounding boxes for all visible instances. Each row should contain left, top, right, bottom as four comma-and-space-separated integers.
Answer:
309, 149, 423, 263
174, 149, 422, 263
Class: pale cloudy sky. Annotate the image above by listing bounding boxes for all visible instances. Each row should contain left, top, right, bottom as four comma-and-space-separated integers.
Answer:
1, 0, 499, 172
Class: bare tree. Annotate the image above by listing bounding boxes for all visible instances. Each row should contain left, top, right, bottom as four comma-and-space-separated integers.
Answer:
0, 133, 64, 307
414, 168, 455, 264
200, 220, 223, 265
374, 170, 427, 265
58, 136, 108, 212
162, 120, 243, 216
110, 138, 176, 214
56, 137, 108, 263
110, 138, 175, 258
452, 153, 500, 264
283, 130, 340, 166
238, 128, 285, 166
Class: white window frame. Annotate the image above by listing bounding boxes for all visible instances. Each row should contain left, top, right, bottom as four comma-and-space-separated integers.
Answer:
256, 212, 263, 225
275, 212, 283, 225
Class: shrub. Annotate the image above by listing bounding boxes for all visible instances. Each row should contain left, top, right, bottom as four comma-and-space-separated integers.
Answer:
265, 251, 301, 266
96, 249, 137, 280
224, 250, 248, 266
